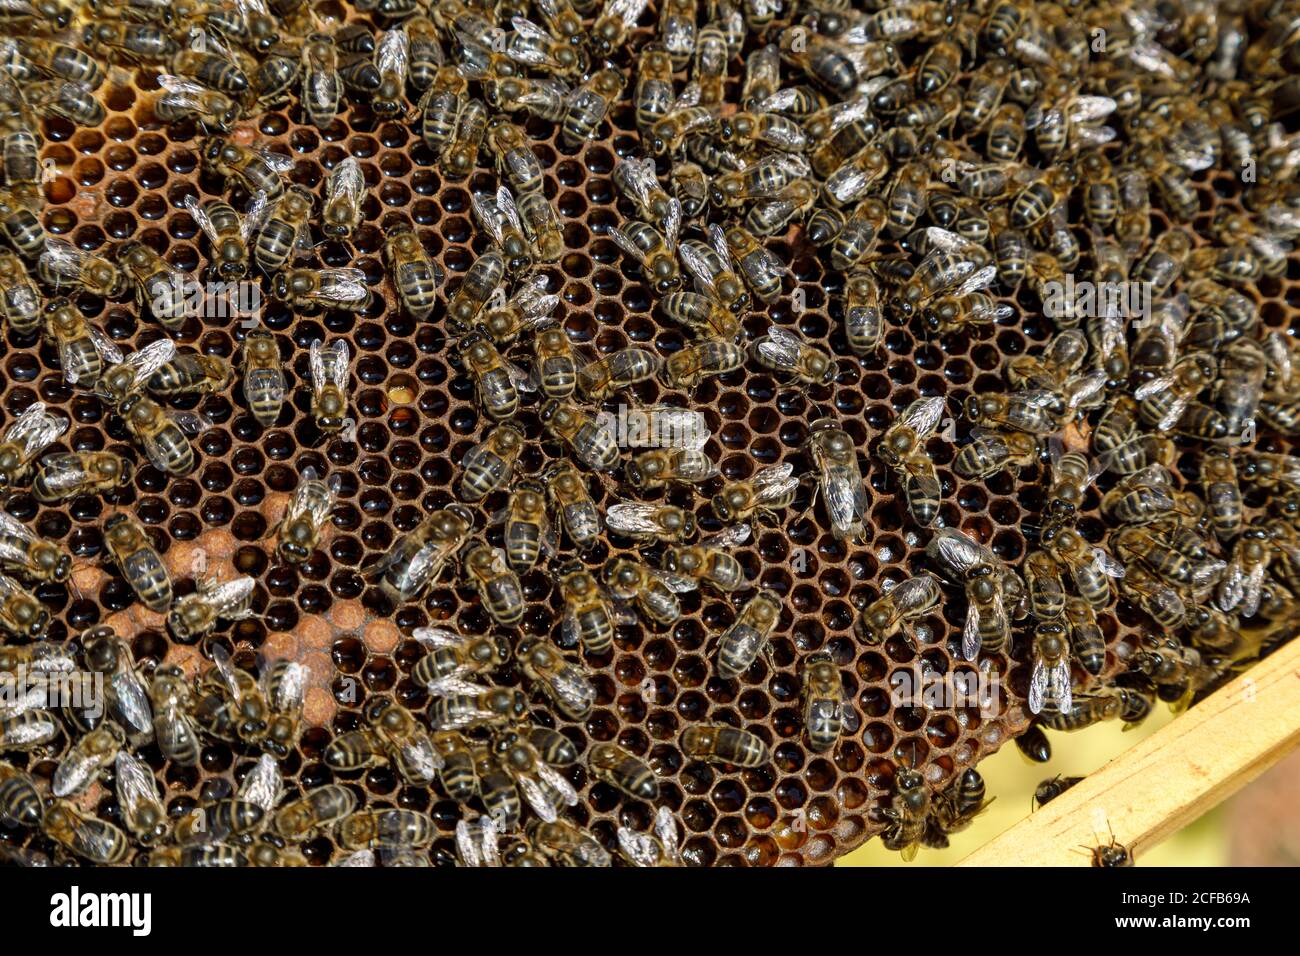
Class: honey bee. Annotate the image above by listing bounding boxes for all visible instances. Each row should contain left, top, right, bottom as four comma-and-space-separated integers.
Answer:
618, 805, 682, 867
1217, 527, 1272, 619
252, 185, 313, 275
459, 422, 525, 502
102, 512, 171, 612
43, 800, 130, 864
409, 626, 507, 705
927, 528, 1023, 660
605, 557, 697, 626
485, 118, 543, 196
752, 324, 837, 387
428, 679, 529, 732
275, 786, 358, 842
709, 461, 799, 525
877, 396, 945, 527
894, 227, 994, 320
856, 574, 942, 647
614, 157, 684, 252
113, 751, 168, 845
1086, 829, 1134, 867
195, 643, 272, 748
591, 0, 649, 59
965, 388, 1064, 437
145, 352, 232, 400
497, 480, 556, 572
659, 291, 743, 341
273, 267, 372, 312
1043, 525, 1126, 610
529, 818, 612, 866
1032, 773, 1082, 808
823, 145, 891, 208
52, 722, 123, 798
1201, 448, 1243, 541
200, 136, 292, 200
37, 238, 127, 299
182, 196, 256, 282
926, 768, 992, 846
114, 240, 191, 332
0, 509, 68, 585
471, 185, 533, 275
562, 67, 623, 147
578, 347, 662, 401
307, 339, 351, 433
612, 220, 682, 296
0, 188, 43, 260
336, 809, 435, 852
605, 501, 695, 545
459, 330, 530, 421
725, 222, 787, 304
514, 635, 595, 719
1100, 464, 1199, 527
881, 768, 929, 862
551, 562, 627, 656
1028, 620, 1073, 716
238, 328, 287, 428
154, 74, 239, 133
954, 428, 1039, 480
461, 543, 525, 626
816, 201, 889, 274
0, 251, 39, 338
148, 664, 200, 766
489, 729, 581, 822
0, 402, 67, 488
167, 575, 257, 643
1134, 352, 1225, 438
371, 28, 409, 117
0, 707, 58, 751
546, 459, 602, 549
368, 504, 475, 603
663, 524, 751, 593
448, 251, 505, 333
321, 157, 367, 241
681, 722, 769, 767
714, 589, 782, 680
327, 696, 440, 786
30, 451, 129, 505
418, 66, 466, 153
540, 400, 619, 471
809, 417, 869, 543
626, 446, 718, 490
300, 32, 343, 127
485, 75, 570, 123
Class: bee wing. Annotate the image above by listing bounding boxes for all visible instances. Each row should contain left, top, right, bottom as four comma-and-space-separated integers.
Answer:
1067, 95, 1116, 124
70, 813, 122, 861
896, 396, 946, 441
703, 522, 751, 548
611, 222, 650, 264
180, 196, 224, 245
548, 663, 597, 713
169, 410, 211, 436
650, 568, 699, 593
237, 753, 284, 815
535, 762, 579, 806
115, 750, 163, 822
518, 774, 561, 823
244, 367, 286, 409
929, 528, 985, 575
33, 453, 89, 497
755, 324, 805, 370
334, 850, 376, 867
398, 736, 443, 782
411, 626, 465, 650
456, 818, 501, 867
267, 661, 307, 714
207, 643, 245, 701
208, 575, 257, 616
953, 264, 998, 297
471, 191, 506, 244
124, 339, 179, 390
1064, 370, 1107, 410
752, 462, 799, 501
425, 675, 489, 699
495, 184, 524, 234
1089, 547, 1126, 580
1132, 374, 1175, 403
157, 74, 211, 108
309, 338, 352, 391
923, 226, 981, 256
7, 402, 68, 457
892, 573, 941, 611
326, 157, 366, 211
1028, 655, 1048, 714
377, 28, 409, 79
618, 826, 663, 867
678, 241, 723, 301
605, 0, 650, 28
509, 274, 560, 324
243, 190, 273, 240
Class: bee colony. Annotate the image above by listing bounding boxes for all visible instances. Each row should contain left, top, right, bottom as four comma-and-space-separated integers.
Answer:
0, 0, 1297, 868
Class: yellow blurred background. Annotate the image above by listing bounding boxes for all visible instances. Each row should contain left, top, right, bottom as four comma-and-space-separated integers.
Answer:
837, 705, 1240, 867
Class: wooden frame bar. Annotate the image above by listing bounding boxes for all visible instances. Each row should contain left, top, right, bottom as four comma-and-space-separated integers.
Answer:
958, 637, 1300, 866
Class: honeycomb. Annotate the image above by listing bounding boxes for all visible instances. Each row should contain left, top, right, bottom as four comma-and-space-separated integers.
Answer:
1, 0, 1298, 867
